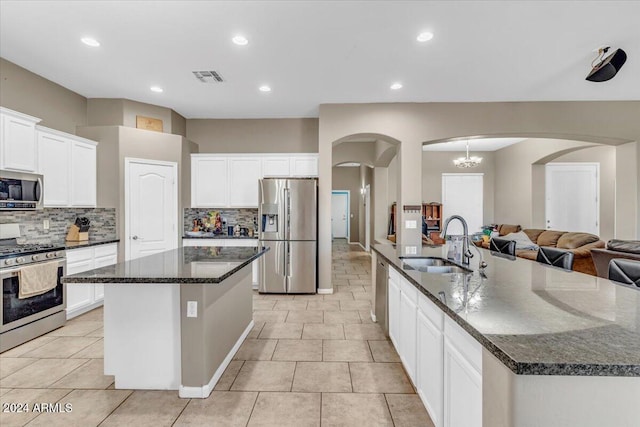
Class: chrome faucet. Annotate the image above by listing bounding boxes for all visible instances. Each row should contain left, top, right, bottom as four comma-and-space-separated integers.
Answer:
440, 215, 474, 266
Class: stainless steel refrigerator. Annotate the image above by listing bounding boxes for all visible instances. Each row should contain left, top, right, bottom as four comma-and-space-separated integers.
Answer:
259, 178, 317, 294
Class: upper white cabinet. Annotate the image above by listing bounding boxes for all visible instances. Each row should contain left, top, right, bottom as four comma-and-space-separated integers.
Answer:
291, 156, 319, 177
0, 107, 41, 172
191, 153, 318, 208
229, 157, 262, 207
37, 126, 97, 207
192, 156, 228, 207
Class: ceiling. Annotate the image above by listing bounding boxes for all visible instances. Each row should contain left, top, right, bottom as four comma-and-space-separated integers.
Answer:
422, 137, 526, 151
1, 1, 639, 119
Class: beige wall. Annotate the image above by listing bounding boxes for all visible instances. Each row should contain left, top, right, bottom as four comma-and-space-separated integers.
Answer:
332, 166, 360, 243
422, 151, 496, 225
88, 98, 185, 136
616, 141, 639, 240
359, 165, 373, 247
0, 58, 87, 134
187, 118, 318, 153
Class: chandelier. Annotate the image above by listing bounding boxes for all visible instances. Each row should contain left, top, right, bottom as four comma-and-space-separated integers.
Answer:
453, 140, 482, 168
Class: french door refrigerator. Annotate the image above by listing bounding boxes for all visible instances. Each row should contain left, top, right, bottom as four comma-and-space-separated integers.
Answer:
259, 178, 317, 294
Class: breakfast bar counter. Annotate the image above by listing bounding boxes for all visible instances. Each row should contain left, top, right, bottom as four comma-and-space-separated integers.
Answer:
62, 246, 268, 398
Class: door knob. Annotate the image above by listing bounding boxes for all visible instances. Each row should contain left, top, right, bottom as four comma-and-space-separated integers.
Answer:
132, 235, 139, 240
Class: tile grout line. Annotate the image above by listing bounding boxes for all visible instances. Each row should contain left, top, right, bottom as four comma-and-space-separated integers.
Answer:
170, 396, 191, 426
245, 391, 260, 427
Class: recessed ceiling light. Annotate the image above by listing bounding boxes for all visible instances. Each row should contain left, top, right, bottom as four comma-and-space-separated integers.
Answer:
81, 37, 100, 47
390, 82, 403, 90
417, 32, 434, 42
232, 35, 249, 46
259, 85, 271, 92
150, 86, 163, 93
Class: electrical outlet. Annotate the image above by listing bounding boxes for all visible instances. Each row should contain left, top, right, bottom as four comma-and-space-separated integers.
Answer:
187, 301, 198, 318
406, 220, 417, 229
43, 219, 50, 230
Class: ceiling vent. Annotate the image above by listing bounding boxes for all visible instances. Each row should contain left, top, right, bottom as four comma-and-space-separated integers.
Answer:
192, 71, 224, 83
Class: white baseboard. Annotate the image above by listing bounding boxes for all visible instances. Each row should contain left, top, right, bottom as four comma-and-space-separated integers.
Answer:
317, 288, 334, 295
370, 310, 377, 322
66, 300, 103, 320
179, 319, 254, 399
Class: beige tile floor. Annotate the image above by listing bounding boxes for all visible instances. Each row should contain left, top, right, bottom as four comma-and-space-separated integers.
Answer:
0, 239, 434, 426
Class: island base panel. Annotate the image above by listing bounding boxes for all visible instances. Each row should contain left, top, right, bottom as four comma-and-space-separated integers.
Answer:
483, 349, 640, 427
104, 283, 181, 390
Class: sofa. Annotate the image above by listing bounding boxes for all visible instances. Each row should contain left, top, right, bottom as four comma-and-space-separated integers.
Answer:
590, 240, 640, 279
481, 224, 605, 276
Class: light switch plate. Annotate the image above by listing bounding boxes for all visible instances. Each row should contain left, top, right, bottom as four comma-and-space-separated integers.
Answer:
406, 220, 417, 229
405, 246, 417, 255
43, 219, 50, 230
187, 301, 198, 318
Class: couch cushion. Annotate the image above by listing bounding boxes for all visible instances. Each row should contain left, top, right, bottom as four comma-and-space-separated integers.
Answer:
607, 239, 640, 255
502, 231, 539, 250
557, 232, 600, 249
498, 224, 521, 236
537, 230, 566, 247
523, 229, 545, 243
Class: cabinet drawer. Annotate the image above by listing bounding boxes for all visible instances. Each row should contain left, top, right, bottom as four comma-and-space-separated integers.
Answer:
444, 316, 482, 374
66, 247, 93, 263
399, 277, 418, 304
94, 243, 117, 258
418, 292, 444, 331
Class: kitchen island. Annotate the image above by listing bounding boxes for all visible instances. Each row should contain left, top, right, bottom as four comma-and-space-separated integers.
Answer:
62, 245, 268, 398
372, 243, 640, 427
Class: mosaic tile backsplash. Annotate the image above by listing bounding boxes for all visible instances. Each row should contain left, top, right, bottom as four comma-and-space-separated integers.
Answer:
0, 208, 117, 243
184, 208, 258, 234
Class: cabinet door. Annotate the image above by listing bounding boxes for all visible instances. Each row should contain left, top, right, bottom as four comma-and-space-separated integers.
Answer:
70, 142, 97, 207
291, 156, 318, 177
192, 157, 228, 207
38, 131, 71, 206
262, 157, 291, 177
228, 157, 262, 207
1, 113, 38, 172
399, 289, 418, 383
388, 275, 400, 348
417, 309, 444, 427
443, 340, 482, 427
226, 239, 258, 247
66, 259, 94, 314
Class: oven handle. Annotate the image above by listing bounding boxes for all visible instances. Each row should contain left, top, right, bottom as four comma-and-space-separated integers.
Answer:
0, 267, 22, 278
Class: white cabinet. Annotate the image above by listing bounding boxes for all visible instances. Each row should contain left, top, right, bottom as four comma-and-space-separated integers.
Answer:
291, 156, 319, 177
191, 156, 228, 207
443, 317, 482, 427
388, 268, 401, 348
182, 238, 260, 287
229, 157, 262, 207
37, 126, 97, 207
66, 243, 118, 319
417, 294, 444, 427
262, 157, 291, 177
191, 153, 319, 208
0, 107, 41, 172
399, 278, 418, 383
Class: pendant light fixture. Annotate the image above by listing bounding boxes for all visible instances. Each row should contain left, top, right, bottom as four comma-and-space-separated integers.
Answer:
453, 140, 482, 168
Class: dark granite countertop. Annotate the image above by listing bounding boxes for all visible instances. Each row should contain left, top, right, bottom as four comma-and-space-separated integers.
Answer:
62, 246, 268, 284
63, 238, 120, 250
373, 243, 640, 377
182, 234, 258, 239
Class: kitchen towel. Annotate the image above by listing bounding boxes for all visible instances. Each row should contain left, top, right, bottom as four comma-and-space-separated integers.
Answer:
18, 261, 59, 299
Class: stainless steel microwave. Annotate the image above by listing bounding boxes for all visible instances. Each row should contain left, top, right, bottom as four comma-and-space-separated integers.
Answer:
0, 170, 44, 210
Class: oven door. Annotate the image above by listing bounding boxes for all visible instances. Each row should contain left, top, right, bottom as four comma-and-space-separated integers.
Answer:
0, 170, 44, 210
0, 261, 65, 333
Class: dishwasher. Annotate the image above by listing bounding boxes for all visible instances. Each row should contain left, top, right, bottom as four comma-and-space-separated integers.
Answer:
375, 258, 389, 336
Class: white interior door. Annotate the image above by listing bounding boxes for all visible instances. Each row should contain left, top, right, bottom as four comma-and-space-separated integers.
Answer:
365, 184, 371, 251
545, 163, 599, 235
126, 158, 178, 261
331, 191, 349, 239
442, 174, 483, 235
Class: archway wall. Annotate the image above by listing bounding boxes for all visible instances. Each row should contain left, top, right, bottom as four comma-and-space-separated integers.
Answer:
317, 101, 640, 292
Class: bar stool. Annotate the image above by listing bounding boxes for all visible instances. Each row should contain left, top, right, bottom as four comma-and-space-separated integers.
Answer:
608, 258, 640, 287
536, 247, 575, 271
489, 237, 516, 256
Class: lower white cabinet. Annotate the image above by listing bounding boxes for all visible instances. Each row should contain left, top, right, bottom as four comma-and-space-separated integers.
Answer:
182, 238, 259, 287
388, 265, 482, 427
66, 243, 118, 319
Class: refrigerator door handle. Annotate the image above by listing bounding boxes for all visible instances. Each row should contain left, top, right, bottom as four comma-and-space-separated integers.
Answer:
285, 187, 291, 240
286, 241, 291, 277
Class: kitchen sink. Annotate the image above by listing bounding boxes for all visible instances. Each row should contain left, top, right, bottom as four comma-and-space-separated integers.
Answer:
399, 257, 471, 274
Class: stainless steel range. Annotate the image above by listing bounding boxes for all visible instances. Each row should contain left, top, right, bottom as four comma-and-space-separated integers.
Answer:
0, 238, 66, 353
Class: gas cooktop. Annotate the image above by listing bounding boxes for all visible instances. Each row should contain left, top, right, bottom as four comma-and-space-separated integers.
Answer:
0, 239, 65, 263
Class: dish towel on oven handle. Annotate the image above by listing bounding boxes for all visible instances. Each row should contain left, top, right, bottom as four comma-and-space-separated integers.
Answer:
17, 261, 59, 299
